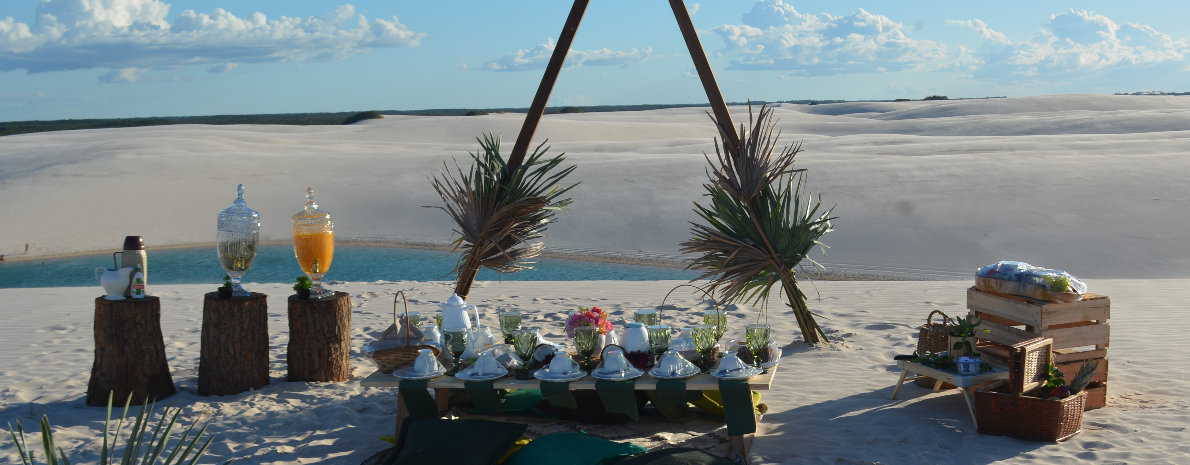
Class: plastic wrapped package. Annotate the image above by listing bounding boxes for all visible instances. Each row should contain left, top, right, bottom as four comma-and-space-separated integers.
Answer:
975, 261, 1087, 303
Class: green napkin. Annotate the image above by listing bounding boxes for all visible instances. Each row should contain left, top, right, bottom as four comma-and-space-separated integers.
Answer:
655, 379, 690, 406
540, 381, 577, 409
718, 379, 756, 435
595, 379, 639, 421
398, 379, 440, 421
464, 380, 506, 415
647, 379, 691, 422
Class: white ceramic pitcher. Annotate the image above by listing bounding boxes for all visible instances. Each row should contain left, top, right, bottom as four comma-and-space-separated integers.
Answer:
96, 267, 134, 300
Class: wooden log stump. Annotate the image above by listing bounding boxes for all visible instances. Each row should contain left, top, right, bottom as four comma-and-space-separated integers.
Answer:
87, 296, 176, 406
287, 292, 351, 382
199, 292, 270, 396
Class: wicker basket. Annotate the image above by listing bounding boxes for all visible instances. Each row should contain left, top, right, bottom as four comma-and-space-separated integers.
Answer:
975, 382, 1086, 442
369, 291, 439, 374
915, 310, 955, 388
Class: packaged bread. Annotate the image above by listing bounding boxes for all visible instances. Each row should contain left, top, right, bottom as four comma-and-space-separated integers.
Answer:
975, 261, 1087, 303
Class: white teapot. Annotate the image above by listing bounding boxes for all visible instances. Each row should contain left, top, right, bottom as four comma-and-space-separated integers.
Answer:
439, 294, 486, 358
96, 267, 134, 300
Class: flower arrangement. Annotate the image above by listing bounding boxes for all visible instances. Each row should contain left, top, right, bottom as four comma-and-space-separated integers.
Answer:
565, 306, 613, 338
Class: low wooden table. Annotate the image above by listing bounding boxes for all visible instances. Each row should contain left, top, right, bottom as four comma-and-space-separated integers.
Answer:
361, 366, 778, 464
890, 360, 1008, 428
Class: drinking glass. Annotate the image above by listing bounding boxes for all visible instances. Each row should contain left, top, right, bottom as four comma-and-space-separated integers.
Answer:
574, 327, 599, 371
435, 312, 443, 330
407, 311, 421, 328
292, 187, 335, 298
444, 329, 468, 376
703, 310, 727, 342
634, 310, 658, 327
745, 324, 771, 370
510, 329, 538, 379
691, 324, 716, 373
216, 184, 259, 296
499, 311, 523, 344
647, 325, 671, 365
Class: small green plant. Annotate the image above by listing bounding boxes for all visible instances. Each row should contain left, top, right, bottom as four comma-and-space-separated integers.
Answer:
293, 276, 312, 292
942, 313, 989, 354
1040, 364, 1068, 399
221, 275, 232, 289
6, 392, 231, 465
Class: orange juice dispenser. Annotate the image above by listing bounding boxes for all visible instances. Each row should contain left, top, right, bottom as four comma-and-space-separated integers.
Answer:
292, 187, 335, 298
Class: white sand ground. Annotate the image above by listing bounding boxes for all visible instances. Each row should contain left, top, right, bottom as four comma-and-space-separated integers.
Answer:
2, 94, 1190, 278
0, 279, 1183, 464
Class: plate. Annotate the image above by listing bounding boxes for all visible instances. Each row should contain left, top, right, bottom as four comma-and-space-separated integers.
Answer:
534, 368, 587, 382
591, 367, 645, 381
710, 366, 762, 380
392, 365, 447, 380
454, 367, 508, 382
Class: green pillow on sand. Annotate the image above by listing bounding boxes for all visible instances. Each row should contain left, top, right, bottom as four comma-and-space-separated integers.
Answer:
503, 432, 647, 465
384, 419, 527, 465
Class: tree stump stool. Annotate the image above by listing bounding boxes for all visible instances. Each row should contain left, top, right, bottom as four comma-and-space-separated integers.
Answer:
287, 292, 352, 382
87, 296, 176, 406
199, 292, 270, 396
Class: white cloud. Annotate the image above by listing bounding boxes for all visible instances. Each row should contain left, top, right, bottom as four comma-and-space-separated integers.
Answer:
98, 67, 146, 83
949, 9, 1189, 81
208, 62, 237, 73
483, 38, 655, 71
690, 4, 700, 16
711, 0, 945, 75
0, 0, 424, 74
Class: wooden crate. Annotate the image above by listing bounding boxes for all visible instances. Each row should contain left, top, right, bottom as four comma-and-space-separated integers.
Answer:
967, 287, 1110, 350
1083, 382, 1107, 410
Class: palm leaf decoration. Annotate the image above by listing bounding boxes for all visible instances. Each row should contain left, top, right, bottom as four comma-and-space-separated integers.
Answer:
680, 104, 836, 344
429, 132, 577, 298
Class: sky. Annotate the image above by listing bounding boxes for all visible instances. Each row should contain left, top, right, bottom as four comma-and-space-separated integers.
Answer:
2, 0, 1189, 121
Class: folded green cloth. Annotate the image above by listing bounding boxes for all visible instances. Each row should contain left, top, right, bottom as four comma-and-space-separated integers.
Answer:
649, 378, 691, 422
718, 379, 756, 435
464, 380, 506, 415
398, 379, 439, 421
595, 379, 639, 421
540, 381, 577, 409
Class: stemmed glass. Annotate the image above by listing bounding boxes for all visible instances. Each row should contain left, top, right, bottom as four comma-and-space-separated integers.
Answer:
703, 310, 727, 343
634, 310, 658, 327
444, 329, 468, 376
407, 311, 421, 328
574, 328, 599, 371
435, 312, 443, 330
647, 324, 671, 366
745, 324, 771, 371
691, 324, 716, 373
511, 329, 539, 379
499, 311, 523, 344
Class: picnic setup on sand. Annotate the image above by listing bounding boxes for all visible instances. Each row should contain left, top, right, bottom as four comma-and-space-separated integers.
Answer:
5, 2, 1113, 465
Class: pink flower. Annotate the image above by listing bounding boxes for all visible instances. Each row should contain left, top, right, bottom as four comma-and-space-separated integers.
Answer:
565, 306, 615, 337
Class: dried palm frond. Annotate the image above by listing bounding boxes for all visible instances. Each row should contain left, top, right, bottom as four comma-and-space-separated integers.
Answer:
681, 103, 835, 344
429, 132, 577, 298
1069, 359, 1100, 394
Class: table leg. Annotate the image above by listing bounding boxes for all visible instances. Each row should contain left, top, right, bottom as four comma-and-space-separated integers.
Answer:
931, 379, 944, 393
961, 388, 979, 429
434, 388, 450, 413
727, 431, 754, 464
394, 391, 409, 437
890, 370, 909, 400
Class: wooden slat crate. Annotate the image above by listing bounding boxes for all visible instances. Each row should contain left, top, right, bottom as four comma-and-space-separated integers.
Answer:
967, 287, 1110, 411
967, 287, 1110, 350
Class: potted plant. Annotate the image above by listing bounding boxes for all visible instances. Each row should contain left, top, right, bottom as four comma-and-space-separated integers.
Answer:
218, 274, 233, 298
946, 314, 987, 358
294, 275, 312, 299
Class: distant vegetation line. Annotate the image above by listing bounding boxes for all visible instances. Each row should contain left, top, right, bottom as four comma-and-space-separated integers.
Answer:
1, 97, 1004, 137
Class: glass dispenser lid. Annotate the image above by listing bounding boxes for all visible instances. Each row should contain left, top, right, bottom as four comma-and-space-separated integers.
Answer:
218, 184, 260, 231
293, 187, 332, 223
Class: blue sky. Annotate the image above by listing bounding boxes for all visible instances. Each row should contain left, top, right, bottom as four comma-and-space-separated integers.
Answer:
2, 0, 1188, 121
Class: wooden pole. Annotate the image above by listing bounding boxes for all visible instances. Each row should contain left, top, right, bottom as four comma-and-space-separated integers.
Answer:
506, 0, 590, 171
668, 0, 739, 152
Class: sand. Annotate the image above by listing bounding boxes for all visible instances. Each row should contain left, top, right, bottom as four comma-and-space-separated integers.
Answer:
2, 94, 1189, 278
0, 279, 1182, 464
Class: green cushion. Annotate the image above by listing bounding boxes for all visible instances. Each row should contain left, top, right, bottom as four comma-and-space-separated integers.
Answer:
384, 419, 527, 465
503, 432, 647, 465
615, 448, 734, 465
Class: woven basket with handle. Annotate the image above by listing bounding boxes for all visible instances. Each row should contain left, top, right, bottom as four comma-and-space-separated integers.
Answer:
370, 291, 439, 373
915, 310, 955, 389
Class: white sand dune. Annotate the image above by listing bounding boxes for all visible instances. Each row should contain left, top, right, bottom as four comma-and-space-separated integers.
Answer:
0, 279, 1179, 464
2, 94, 1188, 278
